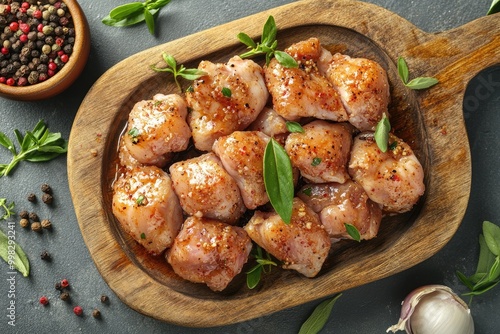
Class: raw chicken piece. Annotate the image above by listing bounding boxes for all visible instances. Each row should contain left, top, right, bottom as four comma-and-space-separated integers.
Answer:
247, 106, 288, 144
169, 152, 245, 224
285, 120, 352, 183
297, 180, 382, 240
349, 132, 425, 213
112, 165, 183, 255
123, 94, 191, 166
244, 198, 331, 277
264, 38, 348, 122
321, 52, 390, 131
212, 131, 270, 210
186, 56, 269, 151
166, 216, 252, 292
117, 136, 144, 170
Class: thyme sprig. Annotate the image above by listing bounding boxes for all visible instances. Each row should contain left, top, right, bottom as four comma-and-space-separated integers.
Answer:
0, 198, 15, 221
150, 52, 207, 92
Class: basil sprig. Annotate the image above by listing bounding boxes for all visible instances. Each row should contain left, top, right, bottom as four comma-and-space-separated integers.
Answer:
457, 221, 500, 303
151, 53, 207, 92
487, 0, 500, 14
397, 56, 438, 90
0, 228, 30, 277
246, 245, 277, 289
374, 113, 391, 153
263, 138, 294, 224
102, 0, 172, 35
299, 294, 342, 334
0, 120, 67, 177
238, 16, 298, 68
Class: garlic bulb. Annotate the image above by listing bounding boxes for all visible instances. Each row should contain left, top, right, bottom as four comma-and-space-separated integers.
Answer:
387, 285, 474, 334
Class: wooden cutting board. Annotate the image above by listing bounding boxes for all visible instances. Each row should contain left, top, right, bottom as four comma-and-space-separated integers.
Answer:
67, 0, 499, 327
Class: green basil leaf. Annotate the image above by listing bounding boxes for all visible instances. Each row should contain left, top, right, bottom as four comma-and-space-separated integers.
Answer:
0, 228, 30, 277
487, 0, 500, 14
263, 138, 294, 224
477, 234, 497, 274
344, 223, 361, 242
221, 87, 232, 98
483, 220, 500, 256
275, 50, 298, 68
261, 15, 277, 46
246, 264, 262, 289
311, 157, 322, 166
374, 114, 391, 152
302, 187, 312, 196
299, 294, 342, 334
144, 8, 155, 35
397, 56, 409, 84
286, 121, 304, 133
237, 32, 257, 48
405, 77, 439, 90
0, 132, 15, 154
109, 2, 144, 20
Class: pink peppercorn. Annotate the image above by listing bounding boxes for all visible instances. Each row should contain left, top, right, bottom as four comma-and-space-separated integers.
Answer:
60, 279, 69, 288
19, 34, 28, 43
39, 296, 49, 306
9, 22, 18, 32
1, 47, 9, 55
48, 62, 57, 71
33, 9, 42, 19
20, 23, 30, 34
73, 306, 83, 316
21, 2, 30, 9
0, 77, 6, 83
6, 78, 15, 86
60, 54, 69, 63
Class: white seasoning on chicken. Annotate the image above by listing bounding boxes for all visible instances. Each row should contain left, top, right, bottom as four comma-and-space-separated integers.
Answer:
123, 94, 191, 167
212, 131, 271, 210
348, 132, 425, 213
166, 216, 253, 292
244, 198, 331, 277
285, 120, 353, 184
112, 165, 183, 255
186, 56, 269, 151
297, 180, 382, 240
169, 152, 246, 224
264, 37, 348, 122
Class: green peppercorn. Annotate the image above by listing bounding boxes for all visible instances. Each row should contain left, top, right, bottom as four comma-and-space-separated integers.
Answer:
41, 44, 51, 55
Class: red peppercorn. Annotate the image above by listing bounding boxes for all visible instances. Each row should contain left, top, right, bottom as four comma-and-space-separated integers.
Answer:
19, 34, 28, 43
6, 78, 15, 86
17, 77, 28, 86
20, 23, 30, 34
1, 47, 9, 55
48, 62, 57, 71
9, 22, 19, 32
0, 77, 6, 84
73, 306, 83, 316
57, 50, 64, 56
21, 2, 30, 9
4, 5, 11, 13
60, 54, 69, 63
55, 37, 64, 46
47, 69, 56, 77
39, 296, 49, 306
33, 9, 42, 19
19, 7, 27, 13
60, 279, 69, 288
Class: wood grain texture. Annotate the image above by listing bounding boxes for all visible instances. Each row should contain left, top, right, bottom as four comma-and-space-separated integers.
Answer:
67, 0, 499, 327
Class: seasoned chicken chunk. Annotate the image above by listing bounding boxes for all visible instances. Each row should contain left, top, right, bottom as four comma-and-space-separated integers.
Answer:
297, 180, 382, 240
123, 94, 191, 167
169, 153, 245, 224
247, 106, 288, 144
166, 216, 253, 292
349, 132, 425, 213
244, 198, 331, 277
264, 38, 348, 122
285, 120, 352, 184
321, 52, 390, 131
212, 131, 270, 210
186, 56, 269, 151
112, 165, 183, 255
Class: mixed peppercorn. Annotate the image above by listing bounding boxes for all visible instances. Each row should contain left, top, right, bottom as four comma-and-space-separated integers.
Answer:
0, 0, 75, 86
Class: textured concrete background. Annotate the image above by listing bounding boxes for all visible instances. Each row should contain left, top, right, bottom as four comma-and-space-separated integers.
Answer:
0, 0, 498, 333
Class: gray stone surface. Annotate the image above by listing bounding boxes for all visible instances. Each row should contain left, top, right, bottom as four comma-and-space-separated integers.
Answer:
0, 0, 498, 333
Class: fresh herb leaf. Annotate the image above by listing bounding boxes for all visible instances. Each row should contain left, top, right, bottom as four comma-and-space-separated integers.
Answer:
136, 195, 146, 206
221, 87, 232, 98
102, 0, 171, 35
487, 0, 500, 14
286, 121, 304, 133
246, 245, 277, 289
374, 113, 391, 153
238, 15, 298, 68
0, 120, 67, 177
0, 199, 15, 220
397, 56, 438, 90
311, 157, 322, 166
151, 52, 207, 92
299, 294, 342, 334
302, 187, 312, 197
140, 232, 146, 239
263, 138, 294, 224
344, 223, 361, 242
0, 228, 30, 277
483, 221, 500, 256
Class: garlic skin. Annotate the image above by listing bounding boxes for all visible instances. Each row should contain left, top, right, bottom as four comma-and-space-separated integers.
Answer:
387, 285, 474, 334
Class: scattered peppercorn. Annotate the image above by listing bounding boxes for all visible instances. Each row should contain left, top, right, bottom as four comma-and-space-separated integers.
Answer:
19, 218, 29, 228
60, 278, 69, 288
40, 250, 51, 261
55, 281, 62, 291
29, 212, 39, 222
41, 219, 52, 229
73, 305, 83, 316
27, 193, 36, 202
42, 193, 53, 204
31, 221, 42, 232
100, 294, 109, 304
19, 210, 29, 219
92, 308, 101, 318
60, 291, 70, 301
39, 296, 49, 306
41, 183, 52, 194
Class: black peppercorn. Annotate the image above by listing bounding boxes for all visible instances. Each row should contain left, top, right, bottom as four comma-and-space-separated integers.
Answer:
42, 193, 53, 205
29, 212, 39, 222
27, 193, 36, 202
92, 309, 101, 318
19, 210, 29, 219
60, 291, 70, 301
40, 251, 51, 261
55, 281, 62, 291
41, 183, 53, 194
100, 295, 109, 304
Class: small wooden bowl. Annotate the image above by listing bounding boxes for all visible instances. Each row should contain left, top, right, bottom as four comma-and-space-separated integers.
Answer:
0, 0, 90, 101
